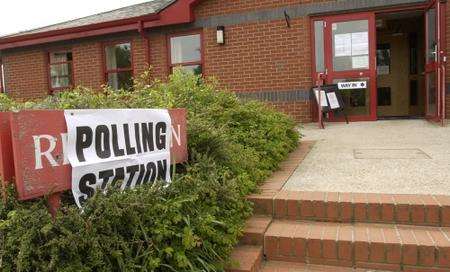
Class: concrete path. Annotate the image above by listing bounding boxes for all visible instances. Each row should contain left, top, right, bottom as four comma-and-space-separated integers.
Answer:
283, 120, 450, 195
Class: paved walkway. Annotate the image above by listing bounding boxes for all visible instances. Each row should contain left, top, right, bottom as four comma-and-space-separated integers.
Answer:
283, 120, 450, 195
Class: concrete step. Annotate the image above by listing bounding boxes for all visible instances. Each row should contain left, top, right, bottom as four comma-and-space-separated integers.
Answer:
264, 220, 450, 271
227, 245, 263, 272
241, 215, 273, 246
249, 191, 450, 227
261, 261, 386, 272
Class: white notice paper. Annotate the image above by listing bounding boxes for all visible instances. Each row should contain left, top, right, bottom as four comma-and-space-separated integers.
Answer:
327, 92, 340, 109
351, 32, 369, 56
352, 56, 369, 69
314, 88, 328, 108
334, 33, 352, 57
65, 109, 172, 207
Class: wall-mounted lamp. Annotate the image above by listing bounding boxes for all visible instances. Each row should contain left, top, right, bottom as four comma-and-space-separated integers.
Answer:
216, 26, 225, 45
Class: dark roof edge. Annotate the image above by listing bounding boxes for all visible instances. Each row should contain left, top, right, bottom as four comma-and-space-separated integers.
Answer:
0, 0, 197, 51
0, 1, 174, 39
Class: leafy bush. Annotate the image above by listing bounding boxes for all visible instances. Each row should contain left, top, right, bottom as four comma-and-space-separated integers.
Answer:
0, 69, 299, 271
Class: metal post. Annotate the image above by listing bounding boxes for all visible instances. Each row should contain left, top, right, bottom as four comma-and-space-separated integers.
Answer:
317, 74, 324, 129
442, 61, 446, 126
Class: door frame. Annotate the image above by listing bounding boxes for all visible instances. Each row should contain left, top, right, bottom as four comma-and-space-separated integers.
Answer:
310, 0, 445, 122
310, 12, 377, 122
423, 0, 447, 123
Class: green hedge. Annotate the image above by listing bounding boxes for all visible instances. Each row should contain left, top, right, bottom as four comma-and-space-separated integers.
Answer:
0, 70, 299, 271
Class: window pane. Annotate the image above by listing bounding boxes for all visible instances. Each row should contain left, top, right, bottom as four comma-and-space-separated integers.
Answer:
410, 80, 418, 106
333, 78, 370, 116
332, 20, 369, 71
176, 65, 202, 75
50, 52, 72, 63
376, 44, 390, 75
426, 72, 437, 116
314, 21, 325, 72
170, 34, 201, 64
426, 8, 437, 63
377, 87, 391, 106
105, 43, 132, 70
108, 71, 133, 90
50, 63, 71, 88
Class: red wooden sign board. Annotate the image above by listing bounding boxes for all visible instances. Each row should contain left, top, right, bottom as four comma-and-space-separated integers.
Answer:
0, 112, 14, 197
2, 109, 187, 201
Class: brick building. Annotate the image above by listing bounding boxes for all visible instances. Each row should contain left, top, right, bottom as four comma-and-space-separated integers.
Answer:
0, 0, 448, 123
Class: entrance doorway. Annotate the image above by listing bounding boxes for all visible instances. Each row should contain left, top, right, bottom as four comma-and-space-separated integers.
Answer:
311, 0, 446, 124
375, 11, 426, 118
312, 13, 377, 122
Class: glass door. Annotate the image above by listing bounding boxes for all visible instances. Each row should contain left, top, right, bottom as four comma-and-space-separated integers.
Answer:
313, 13, 377, 121
425, 0, 445, 122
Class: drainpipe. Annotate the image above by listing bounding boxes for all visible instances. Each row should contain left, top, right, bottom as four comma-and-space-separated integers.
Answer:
0, 53, 4, 94
137, 20, 151, 67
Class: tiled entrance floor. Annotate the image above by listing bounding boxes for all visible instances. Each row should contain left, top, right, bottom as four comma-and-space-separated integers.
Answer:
283, 120, 450, 195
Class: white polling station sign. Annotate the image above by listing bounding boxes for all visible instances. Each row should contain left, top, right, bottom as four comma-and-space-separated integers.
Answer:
337, 81, 367, 90
64, 109, 172, 207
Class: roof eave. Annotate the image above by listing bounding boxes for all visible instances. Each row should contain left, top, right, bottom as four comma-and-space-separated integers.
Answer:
0, 13, 162, 50
0, 0, 202, 51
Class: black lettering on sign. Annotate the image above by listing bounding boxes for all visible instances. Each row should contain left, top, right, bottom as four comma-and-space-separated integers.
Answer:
134, 123, 142, 154
157, 159, 168, 180
155, 122, 167, 150
135, 164, 146, 186
144, 162, 157, 185
76, 126, 93, 162
142, 123, 155, 152
111, 124, 125, 157
99, 169, 114, 190
111, 167, 125, 188
78, 173, 96, 206
95, 125, 111, 159
123, 124, 136, 155
125, 165, 139, 188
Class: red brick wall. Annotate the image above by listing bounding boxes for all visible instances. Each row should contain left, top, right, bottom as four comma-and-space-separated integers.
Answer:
148, 32, 169, 80
133, 36, 150, 76
202, 18, 312, 93
0, 0, 323, 123
73, 36, 151, 89
195, 0, 329, 18
196, 1, 313, 122
7, 0, 449, 123
72, 41, 104, 89
2, 49, 48, 100
269, 101, 311, 123
3, 35, 151, 96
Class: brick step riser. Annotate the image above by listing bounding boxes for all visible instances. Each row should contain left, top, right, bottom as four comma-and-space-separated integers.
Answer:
249, 194, 450, 227
261, 260, 402, 272
264, 224, 450, 271
226, 245, 263, 272
240, 232, 265, 246
240, 215, 273, 247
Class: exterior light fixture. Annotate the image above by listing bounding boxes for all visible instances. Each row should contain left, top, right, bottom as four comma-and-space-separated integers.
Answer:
217, 26, 225, 45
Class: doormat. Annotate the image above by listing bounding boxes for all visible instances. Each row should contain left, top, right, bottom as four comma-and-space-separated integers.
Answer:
353, 149, 431, 159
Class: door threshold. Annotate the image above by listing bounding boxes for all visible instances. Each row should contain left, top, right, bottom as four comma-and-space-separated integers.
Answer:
377, 115, 425, 120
